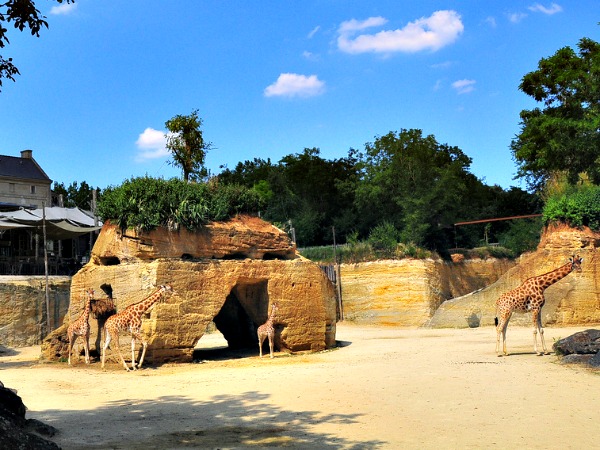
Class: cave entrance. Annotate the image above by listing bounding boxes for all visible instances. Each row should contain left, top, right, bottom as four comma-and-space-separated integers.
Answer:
194, 279, 269, 360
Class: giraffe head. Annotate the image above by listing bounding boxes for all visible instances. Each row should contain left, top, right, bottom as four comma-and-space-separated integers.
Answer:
569, 255, 583, 273
157, 284, 175, 302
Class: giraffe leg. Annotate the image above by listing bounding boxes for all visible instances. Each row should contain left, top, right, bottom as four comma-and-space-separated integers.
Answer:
67, 334, 75, 365
111, 333, 130, 371
137, 338, 149, 369
268, 335, 274, 359
84, 333, 90, 364
496, 314, 510, 356
533, 310, 547, 355
101, 332, 111, 369
130, 336, 138, 370
258, 334, 265, 358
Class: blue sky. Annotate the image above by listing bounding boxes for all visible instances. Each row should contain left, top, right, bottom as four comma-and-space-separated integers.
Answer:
1, 1, 598, 190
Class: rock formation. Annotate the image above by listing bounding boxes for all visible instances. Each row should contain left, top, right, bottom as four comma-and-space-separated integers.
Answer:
0, 277, 70, 347
0, 381, 59, 449
428, 224, 600, 328
43, 215, 337, 364
340, 258, 515, 326
553, 329, 600, 368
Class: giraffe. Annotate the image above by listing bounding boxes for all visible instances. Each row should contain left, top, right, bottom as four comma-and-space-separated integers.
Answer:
101, 285, 174, 371
67, 288, 95, 365
495, 255, 583, 356
257, 303, 278, 358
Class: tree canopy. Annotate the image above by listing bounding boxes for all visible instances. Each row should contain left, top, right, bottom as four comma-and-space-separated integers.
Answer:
219, 129, 540, 253
165, 109, 211, 182
511, 36, 600, 190
0, 0, 72, 90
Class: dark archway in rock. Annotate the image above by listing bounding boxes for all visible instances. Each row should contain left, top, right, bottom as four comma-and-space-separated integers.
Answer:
212, 279, 269, 350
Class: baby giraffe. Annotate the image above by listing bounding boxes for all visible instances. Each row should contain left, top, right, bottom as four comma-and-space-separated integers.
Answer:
258, 303, 278, 358
67, 288, 95, 365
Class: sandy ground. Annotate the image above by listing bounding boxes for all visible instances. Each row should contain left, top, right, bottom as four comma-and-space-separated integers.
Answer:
1, 323, 600, 450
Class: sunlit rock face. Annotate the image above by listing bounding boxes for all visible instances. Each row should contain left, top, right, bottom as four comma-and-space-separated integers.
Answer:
43, 216, 337, 363
340, 258, 515, 327
428, 224, 600, 328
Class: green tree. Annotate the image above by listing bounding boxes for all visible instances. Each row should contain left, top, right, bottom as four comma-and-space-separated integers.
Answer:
511, 37, 600, 190
165, 109, 211, 182
52, 181, 100, 210
355, 129, 476, 250
1, 0, 73, 90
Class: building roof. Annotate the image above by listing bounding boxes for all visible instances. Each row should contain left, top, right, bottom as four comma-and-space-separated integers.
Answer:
0, 154, 51, 182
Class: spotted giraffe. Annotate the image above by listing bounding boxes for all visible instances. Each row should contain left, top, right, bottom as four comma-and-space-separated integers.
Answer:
101, 285, 174, 371
67, 288, 95, 365
258, 303, 278, 358
495, 255, 583, 356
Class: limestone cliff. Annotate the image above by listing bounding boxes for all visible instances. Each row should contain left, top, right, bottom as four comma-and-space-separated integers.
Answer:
43, 216, 337, 364
428, 224, 600, 328
340, 258, 515, 326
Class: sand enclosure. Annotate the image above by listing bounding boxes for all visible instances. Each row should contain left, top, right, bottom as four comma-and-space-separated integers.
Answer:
2, 322, 600, 449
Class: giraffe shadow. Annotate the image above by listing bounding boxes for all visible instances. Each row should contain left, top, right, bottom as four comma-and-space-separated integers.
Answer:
38, 392, 387, 449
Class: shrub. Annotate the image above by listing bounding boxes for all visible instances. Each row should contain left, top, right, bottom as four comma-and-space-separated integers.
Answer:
543, 185, 600, 231
97, 177, 264, 231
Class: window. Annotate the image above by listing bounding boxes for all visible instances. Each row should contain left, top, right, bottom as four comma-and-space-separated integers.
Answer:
30, 185, 36, 194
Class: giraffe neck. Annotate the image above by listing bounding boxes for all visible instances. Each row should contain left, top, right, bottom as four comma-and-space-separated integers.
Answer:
266, 307, 276, 325
132, 287, 165, 317
535, 262, 573, 290
83, 291, 93, 320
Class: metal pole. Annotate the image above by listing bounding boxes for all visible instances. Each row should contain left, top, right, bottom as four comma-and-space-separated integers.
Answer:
42, 202, 51, 334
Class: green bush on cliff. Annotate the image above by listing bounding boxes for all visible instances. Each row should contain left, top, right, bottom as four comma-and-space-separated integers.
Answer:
97, 176, 264, 231
543, 185, 600, 231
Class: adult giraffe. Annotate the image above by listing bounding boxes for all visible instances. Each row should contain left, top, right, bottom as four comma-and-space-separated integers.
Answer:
495, 255, 583, 356
101, 285, 174, 371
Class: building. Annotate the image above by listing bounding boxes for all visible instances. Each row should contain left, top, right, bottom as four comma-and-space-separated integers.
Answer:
0, 150, 100, 275
0, 150, 52, 210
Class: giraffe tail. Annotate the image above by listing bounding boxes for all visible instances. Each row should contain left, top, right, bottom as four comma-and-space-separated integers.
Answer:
494, 317, 498, 327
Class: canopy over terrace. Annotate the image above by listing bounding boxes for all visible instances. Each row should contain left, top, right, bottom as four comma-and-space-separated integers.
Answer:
0, 207, 102, 275
0, 207, 102, 240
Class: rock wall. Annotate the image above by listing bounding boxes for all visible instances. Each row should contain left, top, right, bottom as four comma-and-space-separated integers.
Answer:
340, 258, 514, 326
428, 225, 600, 328
43, 217, 337, 364
0, 276, 70, 347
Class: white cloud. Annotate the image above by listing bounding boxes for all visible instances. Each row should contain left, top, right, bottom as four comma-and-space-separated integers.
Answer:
135, 127, 169, 161
528, 2, 563, 15
50, 2, 77, 15
508, 12, 528, 23
337, 10, 463, 54
452, 79, 476, 94
484, 16, 497, 28
308, 26, 320, 39
264, 73, 326, 98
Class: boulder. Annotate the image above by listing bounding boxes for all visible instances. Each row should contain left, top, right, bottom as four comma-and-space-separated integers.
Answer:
0, 382, 59, 449
553, 329, 600, 355
43, 216, 337, 364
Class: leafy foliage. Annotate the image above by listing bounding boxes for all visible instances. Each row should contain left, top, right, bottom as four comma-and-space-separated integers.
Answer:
543, 185, 600, 230
52, 181, 101, 210
165, 109, 212, 182
0, 0, 72, 90
511, 37, 600, 190
96, 177, 264, 232
217, 130, 540, 255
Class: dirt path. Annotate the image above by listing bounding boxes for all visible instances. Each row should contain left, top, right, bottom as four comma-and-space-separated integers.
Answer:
1, 323, 600, 449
